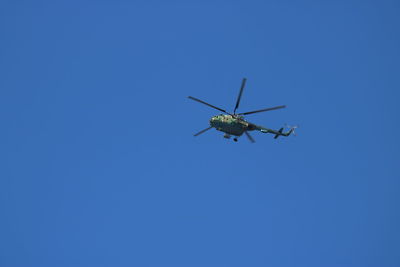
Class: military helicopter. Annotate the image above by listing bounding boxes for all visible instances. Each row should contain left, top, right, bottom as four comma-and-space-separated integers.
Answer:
188, 78, 297, 143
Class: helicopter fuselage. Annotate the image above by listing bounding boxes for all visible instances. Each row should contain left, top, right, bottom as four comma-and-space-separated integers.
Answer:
209, 114, 251, 136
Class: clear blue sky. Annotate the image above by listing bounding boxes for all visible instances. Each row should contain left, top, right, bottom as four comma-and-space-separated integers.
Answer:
1, 1, 399, 266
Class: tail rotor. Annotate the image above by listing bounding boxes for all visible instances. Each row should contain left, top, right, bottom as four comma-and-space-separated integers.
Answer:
284, 124, 299, 136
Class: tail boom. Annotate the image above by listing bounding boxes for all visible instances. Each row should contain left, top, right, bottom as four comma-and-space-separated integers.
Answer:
257, 126, 294, 139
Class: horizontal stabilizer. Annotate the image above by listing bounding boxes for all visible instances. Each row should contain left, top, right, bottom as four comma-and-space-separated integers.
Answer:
274, 128, 284, 139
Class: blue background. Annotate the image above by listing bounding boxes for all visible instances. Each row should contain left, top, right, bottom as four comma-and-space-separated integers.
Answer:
1, 1, 399, 266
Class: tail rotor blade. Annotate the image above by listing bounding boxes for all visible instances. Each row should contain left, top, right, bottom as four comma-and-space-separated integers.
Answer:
193, 126, 213, 137
244, 131, 255, 143
284, 124, 299, 136
233, 78, 247, 114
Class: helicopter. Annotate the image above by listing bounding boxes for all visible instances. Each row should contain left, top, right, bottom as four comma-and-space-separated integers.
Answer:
188, 78, 297, 143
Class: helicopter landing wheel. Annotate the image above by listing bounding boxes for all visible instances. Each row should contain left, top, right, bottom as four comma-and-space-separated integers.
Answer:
233, 138, 238, 142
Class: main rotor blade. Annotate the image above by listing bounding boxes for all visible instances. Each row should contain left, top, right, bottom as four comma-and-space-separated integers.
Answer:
188, 96, 231, 115
233, 78, 247, 114
238, 105, 286, 115
193, 126, 213, 137
244, 131, 255, 143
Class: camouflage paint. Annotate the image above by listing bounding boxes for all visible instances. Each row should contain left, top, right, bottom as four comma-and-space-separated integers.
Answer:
209, 114, 249, 136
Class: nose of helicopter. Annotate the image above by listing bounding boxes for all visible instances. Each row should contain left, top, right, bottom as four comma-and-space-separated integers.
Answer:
209, 116, 218, 126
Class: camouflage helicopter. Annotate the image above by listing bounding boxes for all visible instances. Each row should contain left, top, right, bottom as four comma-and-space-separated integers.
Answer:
188, 78, 297, 143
